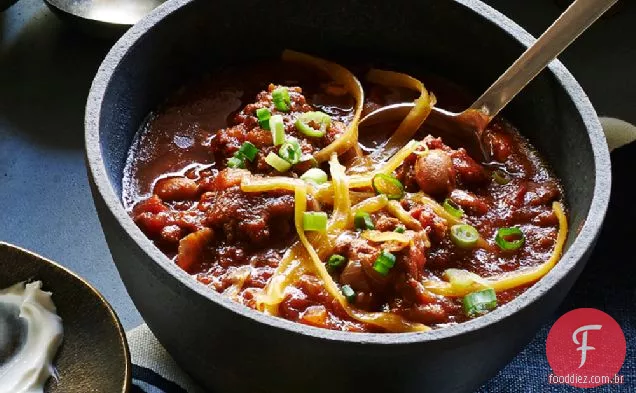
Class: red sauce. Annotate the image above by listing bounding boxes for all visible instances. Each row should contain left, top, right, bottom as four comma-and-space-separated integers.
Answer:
123, 60, 563, 332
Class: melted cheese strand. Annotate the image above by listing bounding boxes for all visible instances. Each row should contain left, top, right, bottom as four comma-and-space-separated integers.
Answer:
366, 69, 436, 163
282, 50, 364, 163
254, 158, 382, 314
362, 230, 412, 245
424, 201, 568, 297
241, 176, 304, 193
256, 246, 307, 314
328, 153, 353, 230
294, 182, 427, 332
386, 200, 423, 230
311, 140, 422, 200
409, 193, 491, 250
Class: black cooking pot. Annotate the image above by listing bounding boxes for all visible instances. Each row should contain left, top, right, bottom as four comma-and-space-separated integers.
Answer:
85, 0, 611, 392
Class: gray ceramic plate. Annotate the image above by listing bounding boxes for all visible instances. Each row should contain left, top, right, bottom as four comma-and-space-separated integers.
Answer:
0, 242, 131, 392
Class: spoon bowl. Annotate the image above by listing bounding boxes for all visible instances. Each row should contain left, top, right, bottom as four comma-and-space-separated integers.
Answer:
360, 103, 491, 159
360, 0, 618, 162
45, 0, 166, 38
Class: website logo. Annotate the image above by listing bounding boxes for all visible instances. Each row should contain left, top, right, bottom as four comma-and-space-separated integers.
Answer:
572, 324, 602, 368
546, 308, 626, 388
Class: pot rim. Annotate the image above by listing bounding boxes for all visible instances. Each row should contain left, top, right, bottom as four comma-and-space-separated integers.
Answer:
85, 0, 611, 344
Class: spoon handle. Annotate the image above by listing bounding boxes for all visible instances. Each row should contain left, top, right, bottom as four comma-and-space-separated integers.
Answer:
470, 0, 618, 117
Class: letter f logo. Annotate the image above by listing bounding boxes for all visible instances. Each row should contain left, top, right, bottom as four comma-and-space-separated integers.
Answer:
572, 324, 602, 368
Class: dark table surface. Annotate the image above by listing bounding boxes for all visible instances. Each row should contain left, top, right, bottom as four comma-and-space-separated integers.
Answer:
1, 0, 634, 391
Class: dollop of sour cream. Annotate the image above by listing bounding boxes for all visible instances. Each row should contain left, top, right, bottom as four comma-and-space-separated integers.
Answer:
0, 281, 63, 393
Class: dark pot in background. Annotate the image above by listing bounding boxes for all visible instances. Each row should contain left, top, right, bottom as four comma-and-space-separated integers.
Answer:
85, 0, 611, 392
0, 0, 18, 12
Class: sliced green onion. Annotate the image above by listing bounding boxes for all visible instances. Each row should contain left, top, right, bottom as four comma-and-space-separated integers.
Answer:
394, 225, 406, 234
376, 250, 396, 267
354, 211, 375, 230
341, 284, 356, 303
463, 288, 497, 317
272, 87, 291, 112
450, 224, 480, 249
372, 250, 397, 276
443, 198, 464, 218
256, 107, 271, 130
269, 115, 285, 146
265, 152, 291, 172
326, 254, 346, 272
227, 156, 245, 169
300, 168, 328, 185
495, 227, 525, 251
372, 173, 404, 200
492, 169, 511, 185
237, 142, 259, 162
373, 263, 390, 276
302, 211, 328, 232
278, 139, 302, 165
295, 111, 331, 138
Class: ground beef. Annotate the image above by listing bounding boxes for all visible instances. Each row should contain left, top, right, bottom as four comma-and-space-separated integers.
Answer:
210, 84, 346, 175
203, 187, 295, 245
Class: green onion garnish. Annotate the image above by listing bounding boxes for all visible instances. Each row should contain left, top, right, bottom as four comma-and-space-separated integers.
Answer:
237, 142, 258, 162
443, 198, 464, 218
265, 152, 291, 172
256, 107, 271, 130
353, 211, 375, 230
463, 288, 497, 317
295, 111, 331, 138
492, 169, 511, 185
450, 224, 480, 248
372, 173, 404, 200
302, 211, 328, 232
341, 284, 356, 303
269, 115, 285, 146
278, 139, 302, 165
300, 168, 328, 185
227, 156, 245, 169
394, 225, 406, 234
495, 227, 525, 251
326, 254, 346, 272
372, 250, 397, 276
272, 87, 291, 112
227, 142, 259, 168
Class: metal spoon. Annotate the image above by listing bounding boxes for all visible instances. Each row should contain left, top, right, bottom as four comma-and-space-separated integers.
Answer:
44, 0, 166, 37
360, 0, 618, 161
